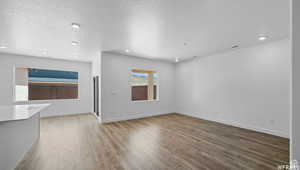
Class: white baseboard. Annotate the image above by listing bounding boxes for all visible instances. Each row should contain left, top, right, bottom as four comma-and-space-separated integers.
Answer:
40, 112, 85, 118
91, 112, 102, 122
101, 112, 171, 123
178, 112, 290, 139
41, 112, 92, 118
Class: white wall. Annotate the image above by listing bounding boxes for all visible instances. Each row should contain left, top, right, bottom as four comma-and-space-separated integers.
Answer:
101, 52, 175, 122
175, 39, 291, 138
292, 0, 300, 161
0, 53, 93, 117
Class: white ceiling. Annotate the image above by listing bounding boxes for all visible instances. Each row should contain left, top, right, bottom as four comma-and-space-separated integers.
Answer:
0, 0, 290, 62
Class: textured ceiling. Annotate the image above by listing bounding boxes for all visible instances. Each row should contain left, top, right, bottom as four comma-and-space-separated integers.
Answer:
0, 0, 290, 62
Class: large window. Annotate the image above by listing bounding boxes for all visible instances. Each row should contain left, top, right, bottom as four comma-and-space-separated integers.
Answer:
15, 68, 79, 101
131, 69, 158, 101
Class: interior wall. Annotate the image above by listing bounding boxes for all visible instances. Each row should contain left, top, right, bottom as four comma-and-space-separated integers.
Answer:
15, 68, 28, 85
101, 52, 175, 122
292, 0, 300, 161
0, 53, 93, 117
175, 39, 291, 138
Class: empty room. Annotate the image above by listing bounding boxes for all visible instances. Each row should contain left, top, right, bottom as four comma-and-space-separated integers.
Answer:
1, 0, 300, 170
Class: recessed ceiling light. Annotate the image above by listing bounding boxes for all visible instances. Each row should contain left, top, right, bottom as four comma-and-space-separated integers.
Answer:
232, 45, 239, 49
0, 45, 7, 49
258, 35, 268, 41
41, 50, 47, 55
125, 49, 130, 53
72, 41, 79, 46
71, 23, 80, 29
175, 57, 179, 62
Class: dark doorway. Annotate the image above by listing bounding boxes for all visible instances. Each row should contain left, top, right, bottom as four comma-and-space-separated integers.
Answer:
93, 76, 99, 117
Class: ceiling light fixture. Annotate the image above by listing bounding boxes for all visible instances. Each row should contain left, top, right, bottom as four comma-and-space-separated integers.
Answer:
72, 41, 79, 46
232, 45, 239, 49
258, 35, 268, 41
41, 50, 47, 55
125, 49, 130, 53
0, 45, 7, 49
71, 23, 80, 29
175, 57, 179, 62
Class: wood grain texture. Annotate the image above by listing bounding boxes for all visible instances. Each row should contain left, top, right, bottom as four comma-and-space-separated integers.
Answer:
16, 113, 289, 170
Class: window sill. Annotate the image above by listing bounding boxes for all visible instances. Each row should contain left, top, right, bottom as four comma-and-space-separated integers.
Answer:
14, 98, 80, 104
132, 100, 159, 103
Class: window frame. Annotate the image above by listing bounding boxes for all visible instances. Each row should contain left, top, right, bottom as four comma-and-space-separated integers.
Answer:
13, 65, 80, 104
130, 69, 159, 102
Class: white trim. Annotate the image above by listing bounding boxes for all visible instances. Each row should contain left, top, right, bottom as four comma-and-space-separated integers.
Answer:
131, 100, 159, 103
178, 112, 290, 139
14, 98, 80, 104
130, 69, 160, 102
91, 112, 102, 122
40, 112, 90, 118
101, 112, 171, 123
101, 111, 289, 138
290, 0, 294, 162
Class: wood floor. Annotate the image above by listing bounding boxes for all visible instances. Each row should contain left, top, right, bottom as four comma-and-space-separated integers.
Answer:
16, 113, 289, 170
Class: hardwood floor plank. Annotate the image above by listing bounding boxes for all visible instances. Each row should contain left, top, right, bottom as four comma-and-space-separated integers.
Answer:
16, 113, 289, 170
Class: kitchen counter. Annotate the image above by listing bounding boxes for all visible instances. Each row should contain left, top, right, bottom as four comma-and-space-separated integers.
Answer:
0, 104, 50, 170
0, 104, 50, 122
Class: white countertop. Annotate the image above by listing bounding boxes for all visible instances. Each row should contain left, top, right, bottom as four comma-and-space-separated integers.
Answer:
0, 104, 50, 122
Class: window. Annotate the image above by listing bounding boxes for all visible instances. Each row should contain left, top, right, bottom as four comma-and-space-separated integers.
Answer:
131, 69, 158, 101
15, 68, 79, 101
